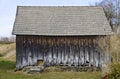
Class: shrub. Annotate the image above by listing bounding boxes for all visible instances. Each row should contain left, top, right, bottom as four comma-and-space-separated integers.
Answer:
110, 35, 120, 62
108, 62, 120, 79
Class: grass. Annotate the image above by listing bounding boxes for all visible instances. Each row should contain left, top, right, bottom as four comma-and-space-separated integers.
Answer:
0, 43, 15, 61
0, 59, 102, 79
110, 35, 120, 62
0, 43, 15, 55
0, 44, 6, 47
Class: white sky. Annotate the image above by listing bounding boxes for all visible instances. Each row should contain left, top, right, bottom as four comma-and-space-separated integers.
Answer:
0, 0, 100, 37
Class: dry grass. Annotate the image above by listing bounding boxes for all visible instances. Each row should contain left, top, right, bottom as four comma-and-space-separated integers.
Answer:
110, 35, 120, 62
0, 43, 15, 61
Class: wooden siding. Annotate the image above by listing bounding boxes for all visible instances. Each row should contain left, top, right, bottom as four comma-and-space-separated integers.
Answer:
16, 35, 110, 69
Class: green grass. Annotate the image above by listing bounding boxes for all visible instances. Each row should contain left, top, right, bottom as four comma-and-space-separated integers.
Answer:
0, 60, 15, 70
0, 59, 102, 79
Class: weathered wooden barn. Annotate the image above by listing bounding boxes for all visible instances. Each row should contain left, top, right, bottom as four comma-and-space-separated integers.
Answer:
12, 6, 112, 69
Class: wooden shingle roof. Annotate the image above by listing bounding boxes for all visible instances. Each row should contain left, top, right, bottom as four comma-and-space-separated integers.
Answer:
12, 6, 112, 35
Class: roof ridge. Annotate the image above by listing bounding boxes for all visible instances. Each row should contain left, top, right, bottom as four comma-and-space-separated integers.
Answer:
17, 6, 102, 8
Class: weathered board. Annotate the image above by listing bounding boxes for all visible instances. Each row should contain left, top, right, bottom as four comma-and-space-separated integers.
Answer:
16, 35, 110, 69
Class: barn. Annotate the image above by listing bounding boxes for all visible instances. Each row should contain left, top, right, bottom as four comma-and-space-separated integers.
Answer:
12, 6, 112, 69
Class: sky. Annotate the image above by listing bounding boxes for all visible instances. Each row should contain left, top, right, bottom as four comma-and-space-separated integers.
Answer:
0, 0, 100, 37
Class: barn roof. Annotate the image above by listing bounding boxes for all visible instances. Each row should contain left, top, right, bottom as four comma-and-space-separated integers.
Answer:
12, 6, 112, 36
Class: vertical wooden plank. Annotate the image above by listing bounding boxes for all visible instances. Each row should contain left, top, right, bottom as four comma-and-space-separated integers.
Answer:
57, 38, 61, 64
20, 36, 24, 68
88, 39, 90, 67
89, 38, 94, 66
78, 38, 81, 66
16, 35, 22, 69
79, 39, 84, 65
22, 36, 27, 67
84, 39, 89, 66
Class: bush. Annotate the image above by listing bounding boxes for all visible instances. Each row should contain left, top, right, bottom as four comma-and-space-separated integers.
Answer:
110, 35, 120, 62
108, 62, 120, 79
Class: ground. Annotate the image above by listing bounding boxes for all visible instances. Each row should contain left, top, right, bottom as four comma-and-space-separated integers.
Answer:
0, 59, 101, 79
0, 43, 103, 79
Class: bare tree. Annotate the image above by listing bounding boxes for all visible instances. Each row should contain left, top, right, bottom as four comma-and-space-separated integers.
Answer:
9, 36, 16, 43
95, 0, 120, 30
116, 0, 120, 24
0, 36, 15, 44
0, 37, 9, 43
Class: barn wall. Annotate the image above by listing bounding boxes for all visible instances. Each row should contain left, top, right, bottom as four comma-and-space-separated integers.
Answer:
16, 35, 110, 69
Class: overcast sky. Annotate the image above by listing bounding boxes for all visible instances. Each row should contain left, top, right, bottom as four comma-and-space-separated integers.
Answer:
0, 0, 100, 37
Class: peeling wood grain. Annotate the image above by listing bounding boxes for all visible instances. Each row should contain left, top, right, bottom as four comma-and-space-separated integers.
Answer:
16, 35, 110, 69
